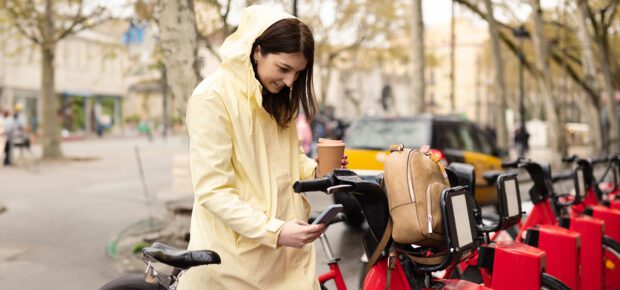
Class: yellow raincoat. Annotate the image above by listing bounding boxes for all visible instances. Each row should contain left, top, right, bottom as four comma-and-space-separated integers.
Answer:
178, 5, 319, 290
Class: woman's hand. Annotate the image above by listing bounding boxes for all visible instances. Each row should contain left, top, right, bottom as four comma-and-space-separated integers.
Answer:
277, 220, 326, 248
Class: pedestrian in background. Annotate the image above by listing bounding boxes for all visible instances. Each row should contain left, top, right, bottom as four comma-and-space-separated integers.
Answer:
11, 103, 30, 151
297, 114, 313, 156
2, 109, 14, 166
514, 125, 530, 157
0, 109, 6, 162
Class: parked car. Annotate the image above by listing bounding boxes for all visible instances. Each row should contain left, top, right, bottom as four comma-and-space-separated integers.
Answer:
338, 115, 505, 227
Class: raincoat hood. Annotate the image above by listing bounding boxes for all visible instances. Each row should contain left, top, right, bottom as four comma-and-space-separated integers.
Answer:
218, 5, 296, 106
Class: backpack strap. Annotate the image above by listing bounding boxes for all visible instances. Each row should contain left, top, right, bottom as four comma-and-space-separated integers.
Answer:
384, 244, 398, 290
420, 144, 448, 179
364, 218, 393, 278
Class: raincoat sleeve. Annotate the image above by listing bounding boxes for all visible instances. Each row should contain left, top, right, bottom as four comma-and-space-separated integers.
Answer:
298, 145, 317, 180
187, 93, 284, 248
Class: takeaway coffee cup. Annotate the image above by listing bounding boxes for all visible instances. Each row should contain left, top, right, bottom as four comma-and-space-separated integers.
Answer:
317, 139, 345, 177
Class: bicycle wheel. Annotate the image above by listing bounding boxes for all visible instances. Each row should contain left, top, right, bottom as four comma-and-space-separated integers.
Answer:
603, 235, 620, 290
99, 274, 165, 290
540, 273, 571, 290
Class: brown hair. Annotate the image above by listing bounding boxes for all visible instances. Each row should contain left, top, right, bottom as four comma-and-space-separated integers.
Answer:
251, 18, 316, 128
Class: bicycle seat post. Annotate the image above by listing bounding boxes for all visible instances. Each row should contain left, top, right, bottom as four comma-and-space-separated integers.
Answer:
318, 233, 338, 263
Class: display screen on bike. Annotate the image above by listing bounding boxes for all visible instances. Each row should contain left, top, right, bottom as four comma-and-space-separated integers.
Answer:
505, 179, 520, 217
451, 193, 473, 248
575, 168, 586, 197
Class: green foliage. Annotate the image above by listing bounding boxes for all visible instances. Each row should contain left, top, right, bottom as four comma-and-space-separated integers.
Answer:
124, 114, 141, 124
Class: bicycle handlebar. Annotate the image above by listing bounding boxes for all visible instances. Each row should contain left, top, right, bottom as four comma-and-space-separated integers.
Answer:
562, 155, 578, 163
293, 177, 333, 193
551, 171, 573, 183
562, 155, 609, 165
590, 156, 610, 165
501, 159, 520, 169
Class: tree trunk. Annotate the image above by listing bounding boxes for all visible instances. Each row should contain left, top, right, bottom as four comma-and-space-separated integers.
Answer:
158, 0, 200, 123
410, 0, 425, 114
483, 0, 508, 150
319, 60, 333, 108
40, 42, 62, 159
529, 0, 566, 163
597, 37, 618, 154
576, 0, 603, 153
41, 0, 62, 159
449, 0, 456, 112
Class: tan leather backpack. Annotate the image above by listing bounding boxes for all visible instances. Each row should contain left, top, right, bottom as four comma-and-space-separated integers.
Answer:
366, 144, 451, 279
384, 144, 449, 247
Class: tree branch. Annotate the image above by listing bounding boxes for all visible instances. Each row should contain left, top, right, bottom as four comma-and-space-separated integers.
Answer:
222, 0, 232, 35
458, 0, 599, 107
4, 3, 43, 44
602, 2, 617, 30
581, 0, 601, 38
549, 48, 599, 106
198, 34, 222, 62
454, 0, 515, 31
54, 0, 85, 39
54, 3, 108, 41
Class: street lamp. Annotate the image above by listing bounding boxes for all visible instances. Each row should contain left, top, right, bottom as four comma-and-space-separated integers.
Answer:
513, 25, 530, 157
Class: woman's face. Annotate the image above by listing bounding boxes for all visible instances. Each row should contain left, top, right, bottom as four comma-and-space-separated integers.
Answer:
254, 47, 308, 94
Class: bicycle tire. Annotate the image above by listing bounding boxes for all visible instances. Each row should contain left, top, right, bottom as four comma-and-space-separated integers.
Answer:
99, 274, 166, 290
603, 235, 620, 290
540, 273, 571, 290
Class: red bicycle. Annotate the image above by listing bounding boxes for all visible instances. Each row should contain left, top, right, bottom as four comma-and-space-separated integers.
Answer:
498, 157, 620, 290
441, 163, 570, 290
294, 169, 569, 290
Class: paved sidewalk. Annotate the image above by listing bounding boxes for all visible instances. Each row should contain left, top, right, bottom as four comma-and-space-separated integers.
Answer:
0, 133, 374, 289
0, 135, 190, 290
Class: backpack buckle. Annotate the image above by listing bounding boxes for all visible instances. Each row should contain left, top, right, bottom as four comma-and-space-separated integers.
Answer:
389, 144, 405, 152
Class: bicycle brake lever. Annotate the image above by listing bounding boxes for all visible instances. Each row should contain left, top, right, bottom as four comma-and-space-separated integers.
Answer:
327, 184, 354, 194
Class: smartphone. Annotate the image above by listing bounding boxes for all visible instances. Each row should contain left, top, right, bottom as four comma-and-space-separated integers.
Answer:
312, 204, 343, 225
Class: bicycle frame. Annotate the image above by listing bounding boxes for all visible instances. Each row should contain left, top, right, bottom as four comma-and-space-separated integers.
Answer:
316, 232, 347, 290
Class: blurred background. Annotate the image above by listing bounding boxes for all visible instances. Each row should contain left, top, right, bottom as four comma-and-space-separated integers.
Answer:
0, 0, 618, 289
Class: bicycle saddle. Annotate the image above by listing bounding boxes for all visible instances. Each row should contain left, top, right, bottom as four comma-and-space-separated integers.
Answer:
142, 242, 221, 270
446, 163, 477, 196
482, 171, 502, 186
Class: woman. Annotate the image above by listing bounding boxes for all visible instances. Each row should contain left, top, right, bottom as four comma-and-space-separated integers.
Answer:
179, 5, 343, 290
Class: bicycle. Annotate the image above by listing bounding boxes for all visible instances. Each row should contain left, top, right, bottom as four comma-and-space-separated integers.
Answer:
551, 156, 620, 289
499, 157, 620, 290
590, 155, 620, 203
441, 163, 570, 290
102, 206, 351, 290
294, 169, 570, 289
99, 242, 221, 290
310, 212, 349, 290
